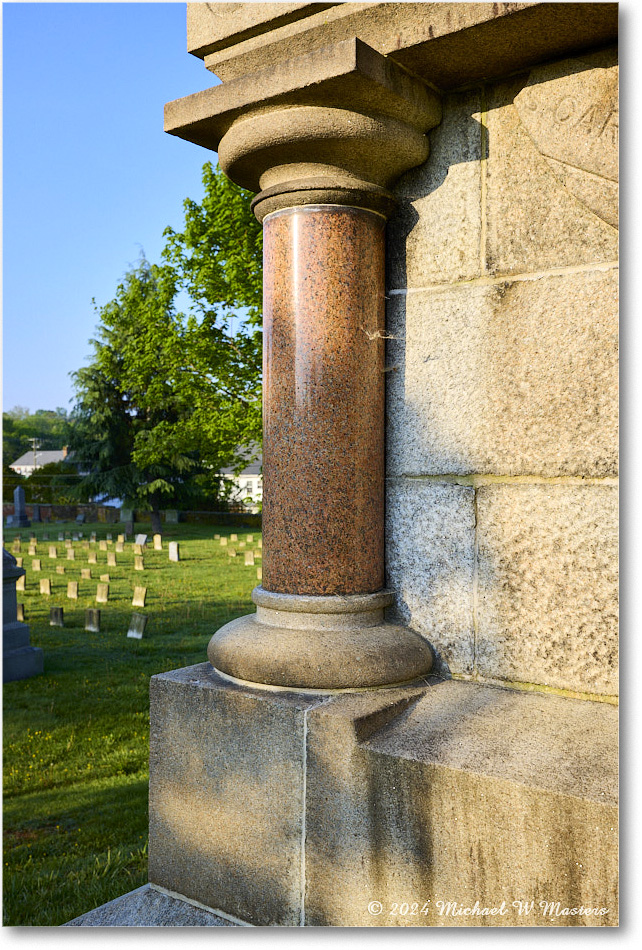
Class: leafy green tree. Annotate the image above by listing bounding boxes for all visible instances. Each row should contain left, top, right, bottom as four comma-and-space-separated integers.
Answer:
69, 163, 263, 531
161, 161, 263, 467
69, 260, 199, 533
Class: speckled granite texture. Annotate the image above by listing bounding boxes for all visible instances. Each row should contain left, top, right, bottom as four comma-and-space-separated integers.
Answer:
63, 884, 238, 926
262, 205, 386, 595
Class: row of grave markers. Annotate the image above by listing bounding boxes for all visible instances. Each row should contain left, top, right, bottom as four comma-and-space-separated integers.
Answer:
45, 607, 148, 639
17, 576, 147, 605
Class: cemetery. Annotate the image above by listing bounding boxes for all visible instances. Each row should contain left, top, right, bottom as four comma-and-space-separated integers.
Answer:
3, 519, 262, 925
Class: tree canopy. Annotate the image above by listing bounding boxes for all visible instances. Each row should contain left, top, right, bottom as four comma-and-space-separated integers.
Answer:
68, 163, 263, 527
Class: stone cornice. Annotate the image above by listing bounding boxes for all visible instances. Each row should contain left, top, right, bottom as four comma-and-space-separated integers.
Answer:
188, 2, 618, 90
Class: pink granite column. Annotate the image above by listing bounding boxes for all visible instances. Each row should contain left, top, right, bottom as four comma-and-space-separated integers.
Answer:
207, 197, 435, 690
262, 205, 385, 596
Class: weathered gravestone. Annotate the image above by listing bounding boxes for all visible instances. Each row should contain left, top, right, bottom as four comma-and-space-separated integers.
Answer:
220, 537, 228, 546
107, 552, 117, 567
230, 534, 238, 542
88, 552, 97, 565
67, 582, 79, 600
56, 565, 66, 575
85, 609, 101, 633
100, 574, 110, 583
135, 534, 148, 548
134, 556, 145, 572
67, 548, 75, 561
239, 541, 246, 549
28, 545, 37, 557
96, 583, 109, 604
39, 578, 51, 595
50, 607, 64, 627
16, 574, 26, 592
132, 587, 147, 608
154, 534, 163, 551
246, 535, 254, 543
17, 604, 25, 622
49, 546, 58, 559
3, 549, 43, 682
99, 541, 108, 552
12, 539, 21, 554
32, 559, 41, 572
133, 544, 143, 556
117, 534, 125, 544
227, 548, 237, 558
244, 551, 255, 566
115, 542, 125, 553
168, 542, 180, 563
15, 557, 23, 568
13, 486, 30, 527
127, 613, 148, 639
81, 569, 92, 580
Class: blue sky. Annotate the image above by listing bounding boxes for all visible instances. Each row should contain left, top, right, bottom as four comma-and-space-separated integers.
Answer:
3, 1, 221, 414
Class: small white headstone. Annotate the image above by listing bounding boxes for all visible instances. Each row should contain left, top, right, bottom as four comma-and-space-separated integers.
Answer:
67, 581, 79, 600
96, 583, 109, 604
244, 550, 255, 566
49, 546, 58, 559
135, 534, 147, 547
40, 578, 51, 595
168, 542, 180, 562
127, 612, 148, 639
153, 534, 163, 551
132, 586, 147, 608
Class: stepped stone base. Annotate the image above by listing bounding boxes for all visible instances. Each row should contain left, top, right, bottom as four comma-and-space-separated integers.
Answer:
145, 664, 617, 927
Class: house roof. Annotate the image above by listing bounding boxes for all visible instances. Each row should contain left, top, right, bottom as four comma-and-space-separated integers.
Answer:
220, 446, 262, 477
10, 450, 67, 468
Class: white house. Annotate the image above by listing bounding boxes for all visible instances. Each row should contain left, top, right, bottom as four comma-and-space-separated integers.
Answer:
9, 448, 69, 477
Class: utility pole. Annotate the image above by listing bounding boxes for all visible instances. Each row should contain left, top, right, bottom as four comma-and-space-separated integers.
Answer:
28, 437, 40, 475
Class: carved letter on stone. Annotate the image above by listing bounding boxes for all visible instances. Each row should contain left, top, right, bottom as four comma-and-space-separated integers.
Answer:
515, 54, 618, 228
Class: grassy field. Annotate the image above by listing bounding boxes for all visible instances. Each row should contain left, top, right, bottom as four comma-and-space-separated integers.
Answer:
3, 520, 261, 926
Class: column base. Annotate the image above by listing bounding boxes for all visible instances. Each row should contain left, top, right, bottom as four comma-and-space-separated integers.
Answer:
207, 587, 434, 690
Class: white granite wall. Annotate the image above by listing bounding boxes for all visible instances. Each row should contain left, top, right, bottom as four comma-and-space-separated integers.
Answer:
385, 47, 618, 698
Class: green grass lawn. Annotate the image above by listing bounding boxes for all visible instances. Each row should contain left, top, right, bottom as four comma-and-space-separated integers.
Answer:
3, 520, 261, 926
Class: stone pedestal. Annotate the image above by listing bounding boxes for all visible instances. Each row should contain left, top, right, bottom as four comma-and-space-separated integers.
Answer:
3, 549, 43, 683
144, 664, 617, 927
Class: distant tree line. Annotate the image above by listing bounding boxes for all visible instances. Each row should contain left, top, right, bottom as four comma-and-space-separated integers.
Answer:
4, 164, 263, 528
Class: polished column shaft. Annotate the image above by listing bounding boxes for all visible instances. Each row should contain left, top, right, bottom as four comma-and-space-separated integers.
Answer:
262, 205, 386, 596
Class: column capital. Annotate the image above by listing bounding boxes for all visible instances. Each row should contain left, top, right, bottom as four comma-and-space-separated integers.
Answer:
165, 37, 441, 220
